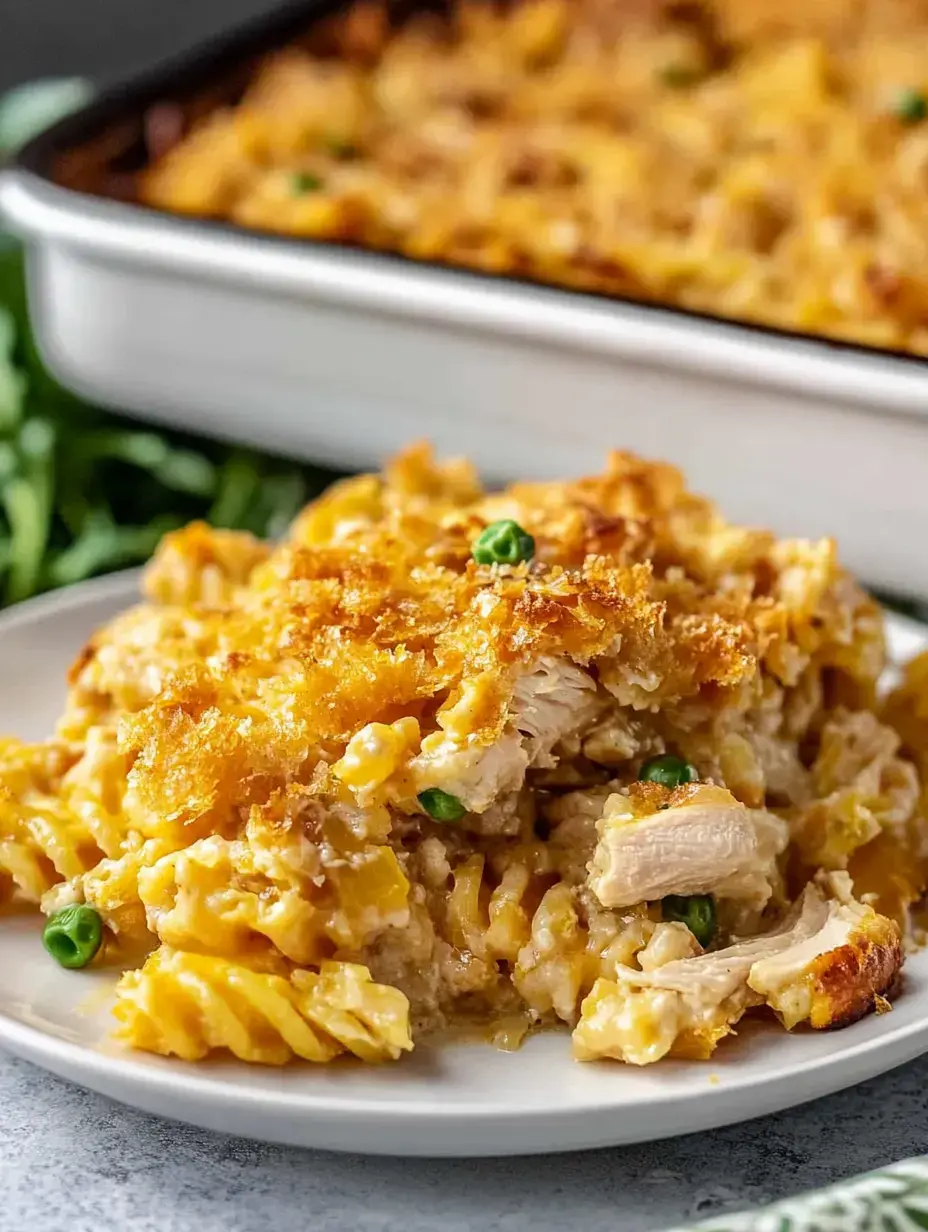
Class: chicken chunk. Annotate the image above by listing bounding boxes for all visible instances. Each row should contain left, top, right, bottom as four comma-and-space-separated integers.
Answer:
574, 885, 832, 1064
573, 879, 902, 1064
511, 657, 603, 768
411, 730, 529, 814
587, 785, 788, 910
410, 656, 601, 813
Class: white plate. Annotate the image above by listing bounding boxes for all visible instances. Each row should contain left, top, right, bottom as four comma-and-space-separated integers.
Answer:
2, 571, 928, 1157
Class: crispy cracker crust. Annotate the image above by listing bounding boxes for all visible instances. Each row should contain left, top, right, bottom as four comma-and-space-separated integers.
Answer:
56, 444, 888, 846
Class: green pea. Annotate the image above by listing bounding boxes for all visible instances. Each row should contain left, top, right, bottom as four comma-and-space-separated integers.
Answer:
659, 63, 703, 89
418, 788, 466, 822
472, 519, 535, 566
638, 754, 699, 789
662, 894, 717, 948
894, 88, 928, 125
290, 171, 323, 194
42, 904, 104, 969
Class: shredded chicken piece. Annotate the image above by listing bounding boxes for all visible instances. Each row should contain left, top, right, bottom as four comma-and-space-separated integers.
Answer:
574, 888, 829, 1064
411, 731, 528, 814
410, 656, 600, 812
511, 657, 603, 767
587, 784, 789, 910
573, 879, 902, 1064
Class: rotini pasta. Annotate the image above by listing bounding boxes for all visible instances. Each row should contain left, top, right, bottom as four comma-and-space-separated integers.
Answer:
0, 772, 103, 905
43, 835, 182, 945
137, 832, 409, 964
0, 728, 136, 906
58, 726, 132, 859
113, 951, 412, 1064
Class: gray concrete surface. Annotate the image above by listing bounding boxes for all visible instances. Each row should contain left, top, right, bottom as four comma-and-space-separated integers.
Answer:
3, 1047, 928, 1232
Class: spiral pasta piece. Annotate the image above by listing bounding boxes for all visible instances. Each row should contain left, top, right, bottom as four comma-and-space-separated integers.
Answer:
0, 793, 101, 905
138, 835, 322, 964
58, 726, 131, 860
113, 950, 412, 1064
42, 835, 180, 947
447, 854, 535, 964
0, 731, 132, 905
513, 882, 588, 1022
138, 833, 410, 965
0, 739, 78, 903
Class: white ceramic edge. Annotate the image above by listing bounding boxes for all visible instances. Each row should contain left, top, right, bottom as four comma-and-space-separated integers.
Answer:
6, 173, 928, 599
10, 181, 928, 601
2, 170, 928, 419
1, 572, 928, 1155
5, 1002, 928, 1156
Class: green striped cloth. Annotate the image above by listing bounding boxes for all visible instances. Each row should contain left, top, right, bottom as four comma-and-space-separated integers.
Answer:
675, 1159, 928, 1231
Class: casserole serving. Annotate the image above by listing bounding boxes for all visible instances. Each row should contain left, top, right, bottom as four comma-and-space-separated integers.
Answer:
2, 0, 928, 594
6, 444, 928, 1069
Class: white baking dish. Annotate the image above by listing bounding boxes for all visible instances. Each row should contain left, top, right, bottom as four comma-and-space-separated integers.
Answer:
2, 1, 928, 595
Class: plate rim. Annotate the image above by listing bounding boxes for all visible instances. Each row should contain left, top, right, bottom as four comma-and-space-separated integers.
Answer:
2, 570, 928, 1155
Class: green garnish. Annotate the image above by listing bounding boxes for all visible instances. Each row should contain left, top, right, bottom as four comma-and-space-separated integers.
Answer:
418, 788, 467, 822
659, 63, 703, 89
638, 754, 699, 789
472, 519, 535, 566
662, 894, 717, 948
893, 88, 928, 125
290, 171, 324, 194
42, 904, 104, 969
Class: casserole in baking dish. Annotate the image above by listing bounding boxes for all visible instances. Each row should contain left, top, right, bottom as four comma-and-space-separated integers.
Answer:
2, 0, 928, 598
134, 0, 928, 359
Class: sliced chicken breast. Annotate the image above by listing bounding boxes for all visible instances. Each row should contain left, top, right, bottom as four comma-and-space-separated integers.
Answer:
587, 784, 788, 910
411, 656, 601, 813
510, 657, 602, 768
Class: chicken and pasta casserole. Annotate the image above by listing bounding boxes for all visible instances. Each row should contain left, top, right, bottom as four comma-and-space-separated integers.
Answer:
3, 444, 928, 1067
133, 0, 928, 356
